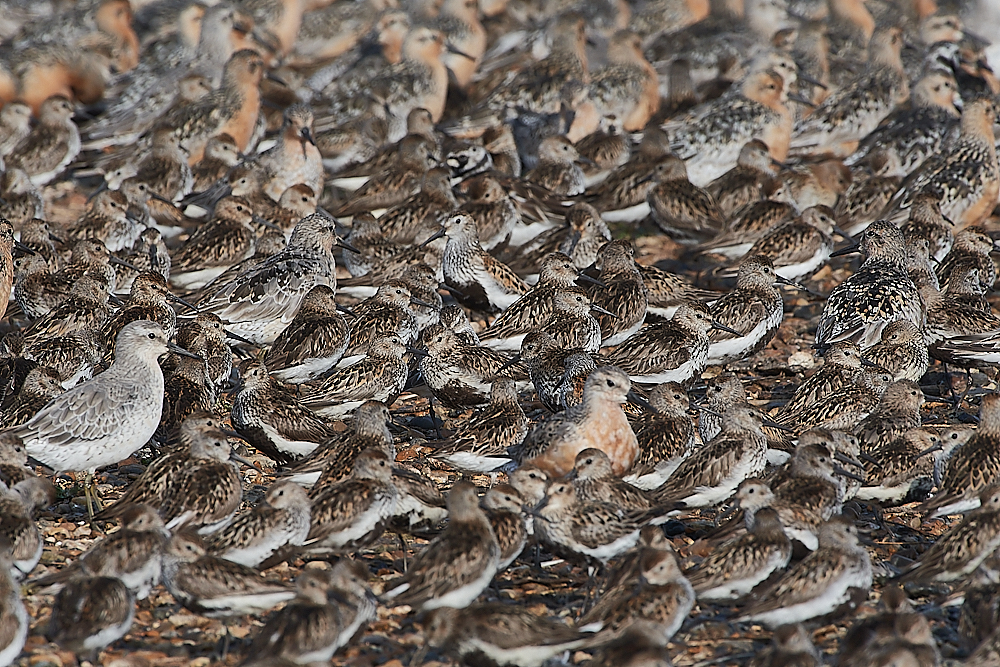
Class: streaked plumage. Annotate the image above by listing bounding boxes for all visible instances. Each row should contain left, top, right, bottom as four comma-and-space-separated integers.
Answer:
382, 481, 499, 610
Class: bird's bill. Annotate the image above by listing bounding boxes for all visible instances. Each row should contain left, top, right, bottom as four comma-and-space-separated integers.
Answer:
167, 342, 202, 359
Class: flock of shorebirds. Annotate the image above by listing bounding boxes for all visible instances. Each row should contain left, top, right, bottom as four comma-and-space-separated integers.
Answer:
3, 0, 1000, 664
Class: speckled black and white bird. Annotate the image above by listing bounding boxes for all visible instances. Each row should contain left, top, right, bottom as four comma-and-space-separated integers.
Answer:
816, 221, 922, 347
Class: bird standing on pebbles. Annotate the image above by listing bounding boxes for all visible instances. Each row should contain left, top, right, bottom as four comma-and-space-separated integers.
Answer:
738, 517, 872, 627
382, 481, 499, 611
7, 321, 198, 517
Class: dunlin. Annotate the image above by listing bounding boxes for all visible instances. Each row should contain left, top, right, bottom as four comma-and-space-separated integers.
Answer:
751, 624, 821, 667
936, 226, 996, 292
205, 481, 312, 568
6, 95, 80, 186
0, 544, 27, 667
626, 383, 697, 490
21, 327, 104, 391
47, 575, 135, 659
706, 139, 777, 218
588, 240, 648, 346
243, 563, 375, 664
480, 252, 598, 351
157, 343, 216, 437
482, 484, 528, 571
31, 503, 167, 600
0, 433, 34, 488
169, 196, 263, 290
861, 320, 929, 382
539, 287, 611, 354
152, 422, 246, 535
332, 135, 437, 216
103, 271, 183, 351
686, 506, 791, 601
583, 131, 669, 223
776, 342, 870, 423
534, 480, 658, 566
585, 623, 673, 667
20, 274, 113, 344
0, 477, 54, 579
854, 379, 924, 455
922, 393, 1000, 517
653, 404, 773, 509
382, 481, 499, 611
900, 485, 1000, 583
513, 331, 587, 412
231, 360, 338, 464
389, 465, 449, 537
262, 285, 350, 384
959, 554, 1000, 651
97, 415, 244, 530
524, 136, 587, 196
571, 448, 656, 511
647, 154, 726, 244
439, 212, 528, 313
455, 175, 519, 251
343, 280, 425, 357
743, 205, 838, 282
198, 213, 346, 345
303, 335, 409, 419
738, 517, 872, 627
8, 321, 197, 516
694, 375, 746, 447
707, 255, 785, 365
767, 442, 859, 549
427, 377, 526, 481
581, 548, 694, 642
418, 324, 522, 408
605, 303, 714, 385
305, 449, 398, 555
0, 169, 45, 226
376, 167, 457, 246
281, 401, 394, 489
160, 532, 295, 619
422, 602, 587, 667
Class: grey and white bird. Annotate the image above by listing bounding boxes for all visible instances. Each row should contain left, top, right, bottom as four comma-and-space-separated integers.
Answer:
198, 213, 352, 345
5, 321, 198, 516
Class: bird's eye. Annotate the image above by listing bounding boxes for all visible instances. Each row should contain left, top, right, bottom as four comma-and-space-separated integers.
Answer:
606, 379, 615, 387
148, 333, 155, 339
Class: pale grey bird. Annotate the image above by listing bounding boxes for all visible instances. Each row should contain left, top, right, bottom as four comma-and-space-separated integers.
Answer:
197, 213, 353, 345
5, 321, 199, 517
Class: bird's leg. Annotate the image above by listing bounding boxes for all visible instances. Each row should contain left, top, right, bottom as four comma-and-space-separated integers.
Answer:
941, 363, 958, 405
84, 472, 103, 522
396, 532, 408, 572
955, 367, 974, 415
428, 398, 442, 440
410, 643, 429, 666
215, 621, 233, 659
